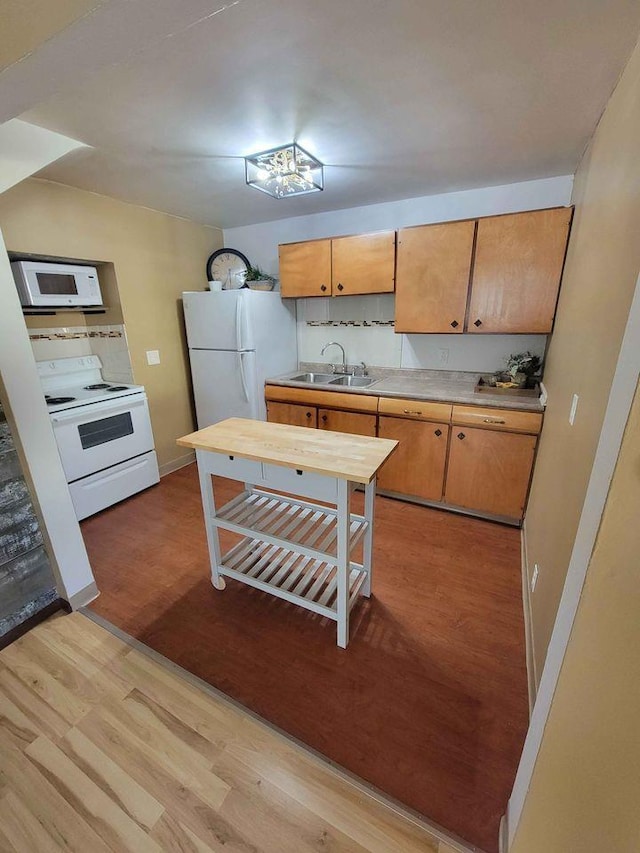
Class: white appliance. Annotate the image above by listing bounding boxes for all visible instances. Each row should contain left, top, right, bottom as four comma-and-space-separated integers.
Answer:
37, 356, 159, 520
183, 289, 297, 428
11, 261, 103, 308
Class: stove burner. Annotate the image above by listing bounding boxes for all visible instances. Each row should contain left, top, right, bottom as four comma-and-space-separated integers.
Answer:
46, 396, 76, 405
107, 386, 129, 392
84, 383, 111, 390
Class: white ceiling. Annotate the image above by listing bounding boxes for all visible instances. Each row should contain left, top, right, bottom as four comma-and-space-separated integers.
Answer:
5, 0, 640, 228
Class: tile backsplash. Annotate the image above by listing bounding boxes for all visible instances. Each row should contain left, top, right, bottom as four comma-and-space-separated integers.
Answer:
297, 294, 547, 374
29, 325, 134, 384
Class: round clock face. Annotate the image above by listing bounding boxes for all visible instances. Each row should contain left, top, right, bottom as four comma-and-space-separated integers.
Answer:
206, 248, 250, 289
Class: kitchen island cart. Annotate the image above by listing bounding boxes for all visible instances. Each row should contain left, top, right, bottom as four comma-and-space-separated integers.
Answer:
178, 418, 397, 647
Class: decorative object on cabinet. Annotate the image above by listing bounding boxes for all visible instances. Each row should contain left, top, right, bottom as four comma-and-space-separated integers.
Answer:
206, 248, 250, 290
245, 143, 324, 198
506, 351, 543, 384
243, 264, 276, 291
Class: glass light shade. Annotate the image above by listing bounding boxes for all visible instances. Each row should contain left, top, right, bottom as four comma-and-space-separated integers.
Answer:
245, 143, 324, 198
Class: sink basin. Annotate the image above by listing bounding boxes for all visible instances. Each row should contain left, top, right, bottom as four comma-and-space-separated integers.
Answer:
331, 375, 376, 388
289, 372, 339, 384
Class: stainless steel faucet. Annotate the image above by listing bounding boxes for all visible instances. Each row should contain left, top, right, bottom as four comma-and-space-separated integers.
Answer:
321, 341, 347, 374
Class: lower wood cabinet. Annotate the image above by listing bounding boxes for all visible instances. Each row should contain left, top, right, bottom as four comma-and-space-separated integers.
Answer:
264, 385, 541, 523
444, 427, 537, 519
378, 416, 449, 501
266, 401, 317, 428
318, 408, 377, 437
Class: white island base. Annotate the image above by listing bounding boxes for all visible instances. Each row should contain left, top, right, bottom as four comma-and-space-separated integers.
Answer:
178, 418, 397, 648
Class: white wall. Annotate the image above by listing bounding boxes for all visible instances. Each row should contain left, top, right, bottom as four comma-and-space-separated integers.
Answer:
225, 176, 573, 373
0, 119, 85, 194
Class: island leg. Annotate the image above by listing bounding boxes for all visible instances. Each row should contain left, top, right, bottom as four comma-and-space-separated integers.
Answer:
336, 478, 351, 648
196, 449, 226, 591
363, 475, 376, 597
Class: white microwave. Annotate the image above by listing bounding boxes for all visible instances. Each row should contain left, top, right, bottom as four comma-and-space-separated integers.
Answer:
11, 261, 103, 308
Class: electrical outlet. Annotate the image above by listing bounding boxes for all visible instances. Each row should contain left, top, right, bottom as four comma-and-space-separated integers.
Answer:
569, 393, 579, 426
146, 349, 160, 366
531, 563, 539, 592
438, 347, 449, 365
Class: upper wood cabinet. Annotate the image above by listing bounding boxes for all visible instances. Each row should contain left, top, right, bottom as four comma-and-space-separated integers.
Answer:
331, 232, 396, 296
468, 208, 573, 333
279, 239, 331, 298
279, 231, 395, 298
395, 220, 475, 333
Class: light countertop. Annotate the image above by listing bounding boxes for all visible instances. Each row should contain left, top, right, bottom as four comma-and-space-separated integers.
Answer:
177, 417, 397, 484
266, 365, 544, 413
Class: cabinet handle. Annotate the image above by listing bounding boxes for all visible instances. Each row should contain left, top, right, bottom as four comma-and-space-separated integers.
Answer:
228, 455, 234, 460
305, 411, 312, 419
474, 319, 482, 327
337, 283, 344, 291
483, 417, 506, 424
321, 414, 328, 423
434, 428, 442, 436
403, 409, 422, 415
457, 432, 465, 440
320, 284, 327, 292
450, 320, 459, 328
296, 469, 303, 475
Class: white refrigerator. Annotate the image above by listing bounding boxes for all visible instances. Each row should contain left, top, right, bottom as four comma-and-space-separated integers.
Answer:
183, 290, 297, 428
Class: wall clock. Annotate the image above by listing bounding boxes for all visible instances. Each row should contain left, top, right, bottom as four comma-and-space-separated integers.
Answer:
206, 248, 250, 289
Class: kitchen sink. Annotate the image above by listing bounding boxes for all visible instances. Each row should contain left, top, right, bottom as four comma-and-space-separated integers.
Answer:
330, 375, 376, 387
290, 372, 339, 384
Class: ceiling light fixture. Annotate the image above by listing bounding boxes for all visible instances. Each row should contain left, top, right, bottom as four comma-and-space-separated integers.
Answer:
245, 143, 324, 199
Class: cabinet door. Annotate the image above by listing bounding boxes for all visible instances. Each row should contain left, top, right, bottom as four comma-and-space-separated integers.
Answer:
331, 232, 396, 296
395, 221, 474, 333
267, 401, 317, 428
378, 416, 448, 501
444, 427, 537, 519
318, 409, 377, 437
279, 240, 331, 298
468, 207, 572, 333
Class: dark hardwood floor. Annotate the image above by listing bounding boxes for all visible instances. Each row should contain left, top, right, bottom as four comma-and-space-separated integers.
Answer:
82, 464, 529, 853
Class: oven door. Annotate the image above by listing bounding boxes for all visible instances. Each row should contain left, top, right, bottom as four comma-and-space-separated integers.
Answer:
50, 394, 154, 483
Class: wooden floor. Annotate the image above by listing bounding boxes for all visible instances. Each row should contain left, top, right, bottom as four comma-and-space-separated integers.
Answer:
83, 465, 529, 853
0, 612, 462, 853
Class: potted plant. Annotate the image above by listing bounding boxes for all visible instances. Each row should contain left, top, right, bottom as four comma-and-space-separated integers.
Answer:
242, 265, 277, 291
505, 352, 543, 387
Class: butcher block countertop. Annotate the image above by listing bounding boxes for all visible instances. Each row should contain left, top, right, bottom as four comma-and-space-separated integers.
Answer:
177, 417, 397, 484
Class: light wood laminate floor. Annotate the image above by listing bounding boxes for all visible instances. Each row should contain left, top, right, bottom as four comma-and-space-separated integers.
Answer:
0, 612, 467, 853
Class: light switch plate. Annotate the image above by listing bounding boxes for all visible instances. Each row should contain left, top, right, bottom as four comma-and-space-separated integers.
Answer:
146, 349, 160, 365
569, 393, 579, 426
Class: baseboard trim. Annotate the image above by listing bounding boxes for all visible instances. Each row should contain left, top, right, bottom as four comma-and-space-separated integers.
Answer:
521, 521, 537, 715
67, 580, 99, 610
82, 608, 482, 853
499, 813, 509, 853
159, 451, 195, 478
0, 598, 69, 650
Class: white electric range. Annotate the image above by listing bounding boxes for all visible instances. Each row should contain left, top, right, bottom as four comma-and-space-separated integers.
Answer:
37, 356, 159, 520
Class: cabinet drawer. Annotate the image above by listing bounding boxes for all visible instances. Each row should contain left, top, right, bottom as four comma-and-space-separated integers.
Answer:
265, 385, 378, 413
378, 397, 452, 422
451, 405, 542, 434
203, 453, 264, 482
262, 463, 338, 503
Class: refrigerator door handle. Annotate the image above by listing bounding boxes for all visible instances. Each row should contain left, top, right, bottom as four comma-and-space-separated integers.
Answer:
238, 352, 249, 402
235, 293, 243, 350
